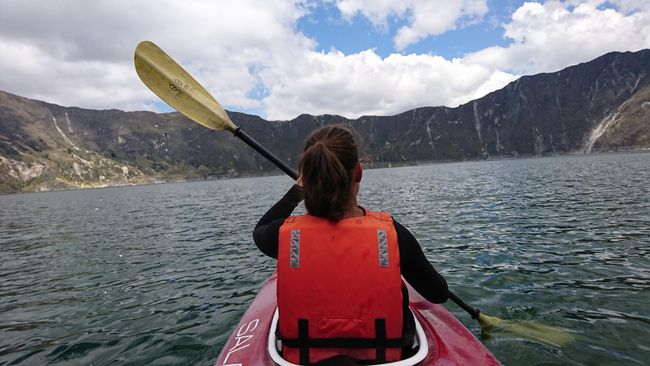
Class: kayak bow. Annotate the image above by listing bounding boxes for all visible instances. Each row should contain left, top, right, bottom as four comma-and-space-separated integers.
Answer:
215, 272, 500, 366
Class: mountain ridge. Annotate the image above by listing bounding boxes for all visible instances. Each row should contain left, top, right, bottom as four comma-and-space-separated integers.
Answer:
1, 49, 649, 193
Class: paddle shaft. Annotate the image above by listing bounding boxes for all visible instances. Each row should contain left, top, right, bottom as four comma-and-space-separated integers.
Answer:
448, 291, 480, 319
233, 128, 298, 180
236, 132, 481, 320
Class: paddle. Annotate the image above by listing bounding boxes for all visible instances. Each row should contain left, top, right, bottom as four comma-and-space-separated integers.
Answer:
448, 292, 574, 347
134, 41, 297, 180
133, 40, 575, 348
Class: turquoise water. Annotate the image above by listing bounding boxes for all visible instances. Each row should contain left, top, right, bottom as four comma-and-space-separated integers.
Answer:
1, 152, 649, 365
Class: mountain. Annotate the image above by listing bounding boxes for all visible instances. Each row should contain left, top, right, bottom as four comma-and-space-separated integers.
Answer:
1, 49, 649, 193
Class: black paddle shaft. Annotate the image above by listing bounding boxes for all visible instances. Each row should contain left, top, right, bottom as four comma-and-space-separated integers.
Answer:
233, 128, 299, 180
233, 128, 481, 321
448, 291, 480, 319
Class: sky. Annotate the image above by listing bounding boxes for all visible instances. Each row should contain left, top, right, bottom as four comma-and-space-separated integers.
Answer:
0, 0, 649, 121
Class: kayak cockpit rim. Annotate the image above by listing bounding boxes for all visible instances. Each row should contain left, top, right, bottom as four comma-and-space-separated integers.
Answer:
268, 308, 429, 366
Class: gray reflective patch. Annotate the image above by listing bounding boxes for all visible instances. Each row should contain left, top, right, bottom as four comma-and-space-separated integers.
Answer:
290, 229, 300, 268
377, 229, 389, 267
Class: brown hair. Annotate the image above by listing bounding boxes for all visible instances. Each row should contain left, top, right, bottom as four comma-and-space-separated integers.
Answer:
299, 125, 359, 221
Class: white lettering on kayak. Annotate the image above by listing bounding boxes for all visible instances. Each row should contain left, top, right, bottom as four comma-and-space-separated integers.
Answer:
220, 318, 259, 366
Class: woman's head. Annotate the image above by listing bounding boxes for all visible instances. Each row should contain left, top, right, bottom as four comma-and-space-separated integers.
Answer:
299, 125, 361, 221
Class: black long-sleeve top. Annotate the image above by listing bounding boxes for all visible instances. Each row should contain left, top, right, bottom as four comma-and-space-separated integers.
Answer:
253, 185, 448, 304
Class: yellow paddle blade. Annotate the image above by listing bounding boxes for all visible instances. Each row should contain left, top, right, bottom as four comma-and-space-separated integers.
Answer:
478, 314, 575, 348
134, 40, 237, 132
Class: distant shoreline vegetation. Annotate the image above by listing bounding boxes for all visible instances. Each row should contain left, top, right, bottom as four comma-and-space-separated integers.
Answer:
3, 149, 649, 196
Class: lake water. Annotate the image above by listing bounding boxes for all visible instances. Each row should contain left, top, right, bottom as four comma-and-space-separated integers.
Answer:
1, 152, 649, 365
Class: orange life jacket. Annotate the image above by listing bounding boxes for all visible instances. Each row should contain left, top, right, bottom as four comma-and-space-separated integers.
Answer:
277, 210, 407, 364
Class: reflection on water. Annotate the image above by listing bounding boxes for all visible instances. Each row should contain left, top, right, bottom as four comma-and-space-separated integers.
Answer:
1, 152, 649, 365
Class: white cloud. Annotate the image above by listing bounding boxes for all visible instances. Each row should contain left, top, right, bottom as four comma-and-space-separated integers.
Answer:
260, 49, 517, 119
465, 1, 650, 75
0, 0, 312, 111
260, 0, 650, 119
0, 1, 649, 121
0, 37, 153, 110
332, 0, 488, 50
569, 0, 650, 13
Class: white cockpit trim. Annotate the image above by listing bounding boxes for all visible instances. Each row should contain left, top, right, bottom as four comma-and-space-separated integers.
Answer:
268, 308, 428, 366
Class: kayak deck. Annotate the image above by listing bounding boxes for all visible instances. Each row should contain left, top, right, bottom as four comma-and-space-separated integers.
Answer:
214, 272, 500, 365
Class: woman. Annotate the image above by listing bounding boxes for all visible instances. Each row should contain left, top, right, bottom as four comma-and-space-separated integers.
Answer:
254, 125, 448, 365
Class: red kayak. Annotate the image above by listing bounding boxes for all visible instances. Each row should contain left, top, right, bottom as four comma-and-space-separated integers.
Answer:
215, 272, 500, 365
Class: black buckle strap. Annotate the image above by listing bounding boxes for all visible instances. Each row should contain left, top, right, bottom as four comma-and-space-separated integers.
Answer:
282, 318, 415, 365
299, 319, 310, 365
375, 319, 387, 363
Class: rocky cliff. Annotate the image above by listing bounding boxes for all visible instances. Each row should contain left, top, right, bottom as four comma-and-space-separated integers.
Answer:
1, 49, 649, 193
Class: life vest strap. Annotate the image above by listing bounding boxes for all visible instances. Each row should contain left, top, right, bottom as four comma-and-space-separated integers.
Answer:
280, 318, 414, 365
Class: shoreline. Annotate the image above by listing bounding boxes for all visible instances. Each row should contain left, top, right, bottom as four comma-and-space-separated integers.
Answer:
2, 148, 649, 196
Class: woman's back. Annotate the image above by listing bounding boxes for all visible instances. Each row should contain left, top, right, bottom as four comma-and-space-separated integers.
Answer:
253, 125, 448, 364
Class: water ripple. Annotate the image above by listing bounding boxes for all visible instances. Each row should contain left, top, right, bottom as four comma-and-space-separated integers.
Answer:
1, 153, 649, 365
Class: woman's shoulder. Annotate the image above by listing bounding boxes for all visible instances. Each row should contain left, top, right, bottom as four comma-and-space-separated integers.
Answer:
364, 208, 394, 223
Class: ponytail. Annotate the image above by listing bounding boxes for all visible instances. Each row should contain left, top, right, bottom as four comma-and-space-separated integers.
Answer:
299, 126, 359, 222
299, 126, 359, 221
